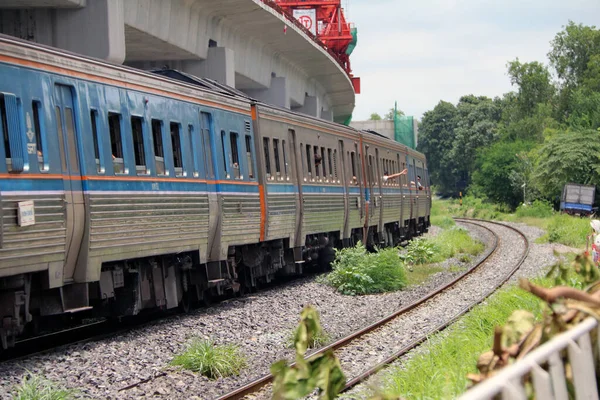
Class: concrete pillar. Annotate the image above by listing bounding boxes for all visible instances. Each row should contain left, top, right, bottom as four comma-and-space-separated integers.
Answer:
205, 47, 235, 86
296, 96, 319, 118
54, 0, 125, 64
180, 47, 235, 86
245, 76, 289, 109
321, 109, 333, 122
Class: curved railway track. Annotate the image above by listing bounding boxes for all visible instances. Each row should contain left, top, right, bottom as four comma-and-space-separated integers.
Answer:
216, 218, 530, 400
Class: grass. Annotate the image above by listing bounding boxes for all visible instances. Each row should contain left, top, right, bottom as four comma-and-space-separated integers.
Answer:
430, 227, 485, 262
12, 374, 75, 400
369, 278, 557, 399
321, 243, 407, 295
406, 264, 445, 286
171, 339, 247, 379
434, 197, 593, 249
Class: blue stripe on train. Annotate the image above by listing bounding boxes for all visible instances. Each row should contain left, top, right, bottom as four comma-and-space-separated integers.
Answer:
0, 178, 259, 194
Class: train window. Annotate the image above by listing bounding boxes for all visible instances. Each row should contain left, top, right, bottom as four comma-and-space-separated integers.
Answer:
333, 150, 338, 181
327, 148, 333, 180
200, 112, 213, 179
32, 101, 47, 172
188, 125, 199, 178
350, 151, 357, 184
300, 143, 306, 181
321, 147, 327, 180
131, 117, 147, 175
221, 130, 228, 177
282, 139, 288, 179
263, 137, 271, 178
245, 135, 254, 179
90, 110, 104, 174
0, 95, 10, 171
151, 119, 165, 175
108, 112, 124, 174
64, 108, 79, 173
313, 146, 320, 179
305, 144, 312, 178
230, 132, 240, 179
171, 123, 183, 177
273, 138, 281, 178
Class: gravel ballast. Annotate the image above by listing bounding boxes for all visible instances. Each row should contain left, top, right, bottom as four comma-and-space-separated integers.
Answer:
0, 221, 577, 399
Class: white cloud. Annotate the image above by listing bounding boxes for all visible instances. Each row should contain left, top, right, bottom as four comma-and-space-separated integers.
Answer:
347, 0, 600, 120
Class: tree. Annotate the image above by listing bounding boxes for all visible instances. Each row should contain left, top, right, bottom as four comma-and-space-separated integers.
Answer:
533, 129, 600, 199
384, 108, 404, 120
507, 59, 554, 117
369, 113, 382, 121
471, 141, 535, 207
417, 101, 458, 195
450, 95, 503, 189
548, 21, 600, 88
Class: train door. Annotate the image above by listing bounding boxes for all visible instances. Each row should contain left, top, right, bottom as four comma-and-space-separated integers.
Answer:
397, 153, 404, 227
338, 140, 349, 242
374, 148, 383, 234
288, 129, 303, 248
412, 157, 419, 220
53, 84, 85, 282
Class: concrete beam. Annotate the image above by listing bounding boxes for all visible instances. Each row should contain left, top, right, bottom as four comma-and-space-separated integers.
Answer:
54, 0, 125, 63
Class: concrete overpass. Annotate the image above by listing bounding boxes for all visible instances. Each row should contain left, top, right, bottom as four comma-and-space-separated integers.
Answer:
0, 0, 356, 123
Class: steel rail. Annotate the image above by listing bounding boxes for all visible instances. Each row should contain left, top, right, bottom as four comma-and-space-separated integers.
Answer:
216, 218, 528, 400
340, 219, 530, 394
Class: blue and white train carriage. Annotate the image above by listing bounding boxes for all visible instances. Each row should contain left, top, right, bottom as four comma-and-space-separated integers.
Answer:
0, 34, 430, 348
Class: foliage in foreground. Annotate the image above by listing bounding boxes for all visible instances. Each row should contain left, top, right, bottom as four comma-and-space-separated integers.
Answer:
467, 252, 600, 390
322, 242, 407, 295
369, 251, 589, 400
12, 374, 75, 400
271, 306, 345, 400
286, 325, 330, 349
369, 278, 547, 399
171, 339, 247, 379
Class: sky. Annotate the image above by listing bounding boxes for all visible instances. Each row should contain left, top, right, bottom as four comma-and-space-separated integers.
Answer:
346, 0, 600, 121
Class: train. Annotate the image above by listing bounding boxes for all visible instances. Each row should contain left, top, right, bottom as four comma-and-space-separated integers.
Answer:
0, 34, 430, 348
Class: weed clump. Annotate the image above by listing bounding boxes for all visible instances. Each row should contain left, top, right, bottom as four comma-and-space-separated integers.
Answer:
171, 339, 247, 379
399, 238, 436, 265
322, 242, 407, 295
12, 374, 75, 400
541, 214, 591, 248
515, 200, 554, 218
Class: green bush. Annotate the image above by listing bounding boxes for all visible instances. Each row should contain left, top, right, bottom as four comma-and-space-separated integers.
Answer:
542, 214, 591, 248
400, 238, 437, 265
171, 339, 247, 379
323, 242, 407, 295
13, 374, 74, 400
515, 200, 554, 218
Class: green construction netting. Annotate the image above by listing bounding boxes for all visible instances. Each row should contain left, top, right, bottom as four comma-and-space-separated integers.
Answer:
394, 115, 416, 149
346, 27, 357, 56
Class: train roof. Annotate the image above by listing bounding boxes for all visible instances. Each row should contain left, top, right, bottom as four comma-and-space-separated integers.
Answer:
150, 69, 255, 101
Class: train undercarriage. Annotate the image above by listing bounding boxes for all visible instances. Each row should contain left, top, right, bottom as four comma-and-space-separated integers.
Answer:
0, 217, 430, 349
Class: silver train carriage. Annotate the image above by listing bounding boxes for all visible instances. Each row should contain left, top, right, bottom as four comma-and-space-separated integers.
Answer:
0, 34, 430, 348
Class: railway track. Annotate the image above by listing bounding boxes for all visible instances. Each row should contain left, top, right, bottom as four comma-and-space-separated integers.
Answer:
216, 218, 530, 400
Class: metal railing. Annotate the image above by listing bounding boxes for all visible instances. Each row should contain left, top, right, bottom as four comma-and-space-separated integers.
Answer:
459, 317, 599, 400
259, 0, 350, 76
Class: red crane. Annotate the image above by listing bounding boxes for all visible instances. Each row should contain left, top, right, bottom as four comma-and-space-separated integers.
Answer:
273, 0, 360, 93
